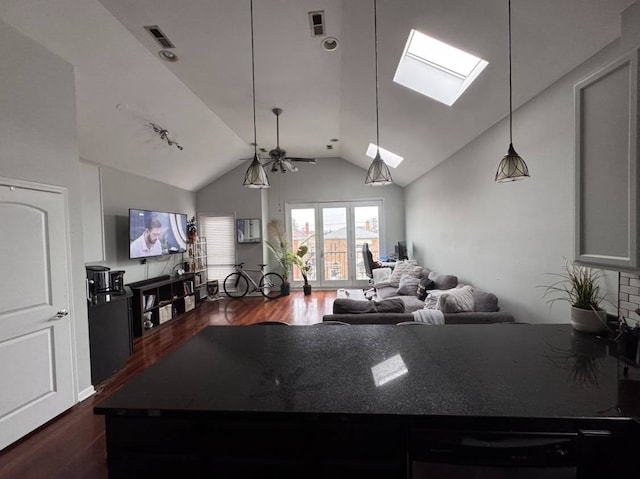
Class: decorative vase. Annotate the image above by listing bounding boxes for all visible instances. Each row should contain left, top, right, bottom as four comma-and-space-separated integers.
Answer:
280, 282, 290, 296
570, 306, 608, 334
303, 284, 312, 296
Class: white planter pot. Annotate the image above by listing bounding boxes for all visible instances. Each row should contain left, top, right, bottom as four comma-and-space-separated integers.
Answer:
570, 306, 608, 333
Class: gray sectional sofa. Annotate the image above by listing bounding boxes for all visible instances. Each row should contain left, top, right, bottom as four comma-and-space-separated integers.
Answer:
322, 267, 515, 325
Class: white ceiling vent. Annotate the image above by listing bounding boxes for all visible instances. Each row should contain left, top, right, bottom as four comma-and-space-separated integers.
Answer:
309, 11, 325, 37
144, 25, 175, 49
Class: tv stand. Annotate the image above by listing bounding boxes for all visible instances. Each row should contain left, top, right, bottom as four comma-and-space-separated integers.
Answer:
128, 273, 205, 337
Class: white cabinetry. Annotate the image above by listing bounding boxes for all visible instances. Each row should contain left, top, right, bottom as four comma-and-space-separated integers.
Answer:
80, 161, 105, 263
574, 49, 639, 270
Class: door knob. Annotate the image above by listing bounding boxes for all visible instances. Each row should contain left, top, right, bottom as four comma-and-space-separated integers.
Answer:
52, 309, 69, 320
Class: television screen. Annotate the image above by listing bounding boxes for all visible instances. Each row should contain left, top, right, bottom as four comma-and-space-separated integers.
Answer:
129, 209, 188, 259
396, 241, 408, 261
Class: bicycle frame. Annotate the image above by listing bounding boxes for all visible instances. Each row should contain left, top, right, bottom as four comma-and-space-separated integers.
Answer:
235, 267, 263, 293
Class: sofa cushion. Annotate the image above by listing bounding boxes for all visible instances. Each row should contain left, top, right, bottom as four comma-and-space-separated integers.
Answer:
437, 285, 474, 313
376, 286, 400, 300
397, 274, 420, 296
374, 298, 405, 313
333, 297, 405, 314
333, 298, 376, 314
428, 272, 458, 290
472, 289, 499, 312
389, 262, 422, 287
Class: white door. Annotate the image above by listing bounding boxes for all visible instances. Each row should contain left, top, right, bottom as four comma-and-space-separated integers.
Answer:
0, 181, 75, 450
287, 200, 384, 288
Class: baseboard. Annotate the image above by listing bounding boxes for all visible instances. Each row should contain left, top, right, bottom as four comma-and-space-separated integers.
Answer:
77, 385, 96, 402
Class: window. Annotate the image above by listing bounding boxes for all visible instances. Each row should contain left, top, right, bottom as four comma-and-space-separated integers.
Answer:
287, 200, 383, 286
393, 29, 488, 106
365, 143, 404, 168
200, 214, 235, 281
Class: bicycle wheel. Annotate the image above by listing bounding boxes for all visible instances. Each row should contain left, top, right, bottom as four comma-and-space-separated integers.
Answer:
260, 272, 284, 299
223, 272, 250, 298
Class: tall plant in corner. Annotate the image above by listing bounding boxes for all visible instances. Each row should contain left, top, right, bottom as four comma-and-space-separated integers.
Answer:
542, 259, 610, 334
294, 243, 313, 295
265, 219, 296, 295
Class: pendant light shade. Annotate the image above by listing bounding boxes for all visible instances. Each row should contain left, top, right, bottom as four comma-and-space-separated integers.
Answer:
365, 152, 393, 186
243, 154, 270, 188
365, 0, 393, 186
243, 0, 270, 189
495, 0, 530, 183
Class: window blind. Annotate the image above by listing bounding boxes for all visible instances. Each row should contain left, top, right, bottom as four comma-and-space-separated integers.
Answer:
200, 214, 235, 281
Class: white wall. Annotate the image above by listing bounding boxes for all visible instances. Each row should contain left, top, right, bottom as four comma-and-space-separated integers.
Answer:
406, 17, 639, 323
265, 157, 405, 254
197, 157, 406, 274
0, 19, 92, 397
98, 166, 196, 284
197, 162, 264, 271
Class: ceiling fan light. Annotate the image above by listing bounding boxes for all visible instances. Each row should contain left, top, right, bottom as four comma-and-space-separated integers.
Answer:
365, 153, 393, 186
243, 156, 270, 188
495, 143, 530, 182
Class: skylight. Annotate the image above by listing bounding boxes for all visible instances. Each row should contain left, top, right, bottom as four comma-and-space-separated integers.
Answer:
366, 144, 403, 168
393, 30, 488, 106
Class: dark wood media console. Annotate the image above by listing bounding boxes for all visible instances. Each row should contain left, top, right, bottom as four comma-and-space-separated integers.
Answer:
128, 273, 206, 337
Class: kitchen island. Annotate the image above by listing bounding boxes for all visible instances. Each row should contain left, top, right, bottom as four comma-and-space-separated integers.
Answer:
95, 324, 640, 478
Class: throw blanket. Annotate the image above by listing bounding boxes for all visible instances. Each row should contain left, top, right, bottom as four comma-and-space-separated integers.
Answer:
412, 309, 445, 325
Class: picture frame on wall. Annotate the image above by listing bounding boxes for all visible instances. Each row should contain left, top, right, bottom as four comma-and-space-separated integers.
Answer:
237, 218, 262, 243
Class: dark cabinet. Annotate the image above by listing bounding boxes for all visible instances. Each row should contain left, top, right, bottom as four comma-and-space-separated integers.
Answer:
87, 287, 133, 385
129, 274, 204, 337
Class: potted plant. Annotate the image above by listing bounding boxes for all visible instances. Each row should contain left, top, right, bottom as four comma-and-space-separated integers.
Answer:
265, 219, 295, 296
294, 244, 313, 295
187, 216, 198, 244
542, 259, 610, 334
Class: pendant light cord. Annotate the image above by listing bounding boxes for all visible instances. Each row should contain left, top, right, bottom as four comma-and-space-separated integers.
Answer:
250, 0, 257, 158
508, 0, 513, 146
374, 0, 380, 152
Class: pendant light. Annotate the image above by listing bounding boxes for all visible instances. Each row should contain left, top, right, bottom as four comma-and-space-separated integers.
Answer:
495, 0, 530, 182
243, 0, 270, 188
365, 0, 393, 186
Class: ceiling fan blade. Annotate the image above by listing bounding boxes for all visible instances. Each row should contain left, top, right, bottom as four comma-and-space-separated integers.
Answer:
286, 157, 317, 164
283, 160, 299, 172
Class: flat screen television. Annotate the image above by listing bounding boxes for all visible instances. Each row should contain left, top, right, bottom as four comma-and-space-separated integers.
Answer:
129, 209, 188, 259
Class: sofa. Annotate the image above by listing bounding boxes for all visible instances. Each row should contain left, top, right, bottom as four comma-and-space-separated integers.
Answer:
323, 263, 515, 325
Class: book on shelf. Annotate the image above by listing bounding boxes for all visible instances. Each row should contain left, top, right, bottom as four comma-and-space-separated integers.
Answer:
144, 294, 156, 310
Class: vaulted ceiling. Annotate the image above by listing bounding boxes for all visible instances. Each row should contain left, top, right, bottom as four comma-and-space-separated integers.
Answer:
0, 0, 635, 190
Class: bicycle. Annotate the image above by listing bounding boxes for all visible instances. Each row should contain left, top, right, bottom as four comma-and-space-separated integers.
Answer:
223, 263, 285, 299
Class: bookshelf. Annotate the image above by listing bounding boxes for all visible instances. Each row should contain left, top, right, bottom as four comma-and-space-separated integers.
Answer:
129, 273, 201, 337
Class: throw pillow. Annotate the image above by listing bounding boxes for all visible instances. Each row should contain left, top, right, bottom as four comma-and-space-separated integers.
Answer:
333, 298, 376, 314
436, 285, 474, 313
372, 267, 392, 288
397, 274, 420, 296
472, 289, 499, 312
389, 261, 423, 288
428, 272, 458, 290
416, 278, 436, 301
424, 290, 446, 310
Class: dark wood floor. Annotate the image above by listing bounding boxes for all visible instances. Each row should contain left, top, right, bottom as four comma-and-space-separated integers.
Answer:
0, 290, 338, 479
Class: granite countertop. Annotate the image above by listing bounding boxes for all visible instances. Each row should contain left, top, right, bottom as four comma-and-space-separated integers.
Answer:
94, 324, 640, 428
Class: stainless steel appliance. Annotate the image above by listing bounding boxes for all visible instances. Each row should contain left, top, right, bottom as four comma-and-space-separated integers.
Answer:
109, 270, 126, 294
86, 265, 111, 297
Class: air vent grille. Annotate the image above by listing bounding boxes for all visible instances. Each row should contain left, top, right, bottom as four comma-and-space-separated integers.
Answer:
144, 25, 175, 49
309, 11, 325, 37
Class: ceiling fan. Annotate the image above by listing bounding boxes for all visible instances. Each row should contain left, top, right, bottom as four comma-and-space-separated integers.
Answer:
262, 108, 316, 173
